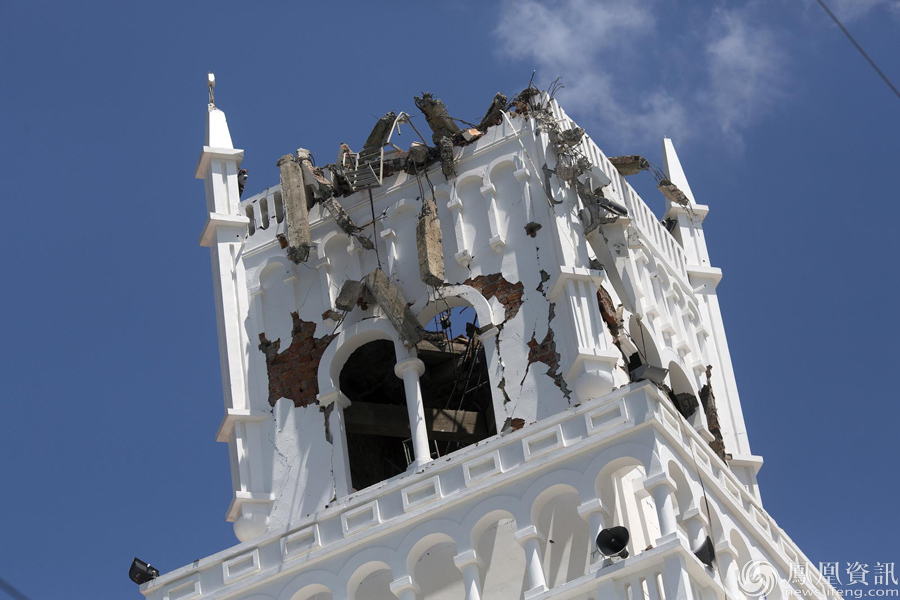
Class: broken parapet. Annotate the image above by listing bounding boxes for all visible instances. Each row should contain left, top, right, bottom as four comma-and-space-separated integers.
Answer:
297, 149, 334, 202
364, 111, 397, 150
414, 93, 461, 145
297, 148, 375, 251
277, 154, 312, 264
416, 196, 445, 287
476, 92, 509, 132
320, 198, 375, 250
657, 178, 690, 206
365, 268, 424, 348
439, 137, 456, 178
549, 126, 585, 148
609, 155, 651, 176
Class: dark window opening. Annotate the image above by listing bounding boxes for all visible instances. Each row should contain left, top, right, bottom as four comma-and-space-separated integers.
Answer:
419, 306, 496, 458
340, 340, 409, 492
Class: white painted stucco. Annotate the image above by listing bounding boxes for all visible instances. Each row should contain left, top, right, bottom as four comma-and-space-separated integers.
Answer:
162, 89, 838, 600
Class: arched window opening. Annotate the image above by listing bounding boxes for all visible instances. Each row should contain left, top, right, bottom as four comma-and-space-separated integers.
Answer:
340, 340, 409, 492
419, 306, 496, 458
273, 190, 285, 223
259, 197, 270, 229
245, 205, 256, 236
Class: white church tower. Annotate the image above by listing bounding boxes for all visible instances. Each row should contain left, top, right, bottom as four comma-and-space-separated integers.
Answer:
137, 75, 840, 600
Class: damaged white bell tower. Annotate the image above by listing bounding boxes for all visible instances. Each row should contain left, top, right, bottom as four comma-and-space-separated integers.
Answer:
138, 74, 840, 600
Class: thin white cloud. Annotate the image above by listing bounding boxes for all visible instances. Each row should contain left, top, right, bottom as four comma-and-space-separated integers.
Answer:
493, 0, 788, 150
826, 0, 899, 22
704, 8, 787, 138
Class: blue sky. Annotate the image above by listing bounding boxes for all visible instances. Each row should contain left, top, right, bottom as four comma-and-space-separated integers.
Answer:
1, 1, 898, 598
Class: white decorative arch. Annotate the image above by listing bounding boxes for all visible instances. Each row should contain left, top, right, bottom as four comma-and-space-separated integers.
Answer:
519, 471, 589, 527
411, 284, 498, 329
250, 254, 294, 289
316, 318, 405, 398
386, 197, 418, 221
394, 519, 461, 577
485, 154, 519, 183
460, 495, 522, 551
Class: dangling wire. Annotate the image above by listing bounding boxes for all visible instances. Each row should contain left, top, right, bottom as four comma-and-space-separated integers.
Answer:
367, 188, 382, 270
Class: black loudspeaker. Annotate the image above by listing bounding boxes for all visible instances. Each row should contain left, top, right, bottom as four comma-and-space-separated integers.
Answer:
129, 557, 160, 585
693, 536, 716, 568
596, 526, 630, 560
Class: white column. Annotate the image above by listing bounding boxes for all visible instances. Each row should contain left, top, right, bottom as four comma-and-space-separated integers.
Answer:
454, 550, 483, 600
394, 357, 431, 467
678, 504, 709, 550
389, 575, 419, 600
716, 545, 741, 597
515, 525, 548, 598
662, 553, 694, 600
577, 498, 609, 571
644, 472, 680, 545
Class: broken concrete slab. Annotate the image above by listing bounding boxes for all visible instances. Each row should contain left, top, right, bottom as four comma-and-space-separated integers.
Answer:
550, 126, 585, 148
476, 92, 508, 132
416, 196, 445, 287
335, 279, 365, 312
277, 153, 312, 264
365, 267, 424, 348
364, 111, 397, 150
320, 197, 375, 250
414, 92, 461, 145
439, 136, 456, 178
609, 155, 651, 176
657, 178, 690, 206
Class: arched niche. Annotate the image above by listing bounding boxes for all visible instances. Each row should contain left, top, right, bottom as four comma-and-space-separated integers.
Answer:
413, 292, 499, 459
529, 482, 591, 588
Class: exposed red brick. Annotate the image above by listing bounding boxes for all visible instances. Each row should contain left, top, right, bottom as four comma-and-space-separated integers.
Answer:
462, 274, 525, 322
258, 313, 336, 407
699, 365, 730, 463
596, 285, 619, 335
525, 304, 571, 398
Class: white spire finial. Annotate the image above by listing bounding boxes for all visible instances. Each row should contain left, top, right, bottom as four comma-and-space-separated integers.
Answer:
208, 72, 216, 108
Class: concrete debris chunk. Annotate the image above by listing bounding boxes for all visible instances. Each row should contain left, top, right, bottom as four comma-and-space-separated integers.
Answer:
550, 126, 585, 148
296, 148, 374, 250
320, 198, 375, 250
555, 154, 578, 181
575, 178, 628, 233
297, 149, 334, 202
416, 196, 445, 287
364, 111, 397, 150
365, 268, 424, 348
476, 92, 508, 132
335, 279, 365, 312
414, 93, 461, 145
609, 155, 651, 176
277, 153, 312, 264
439, 136, 456, 178
460, 128, 484, 143
657, 178, 690, 206
672, 392, 699, 419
